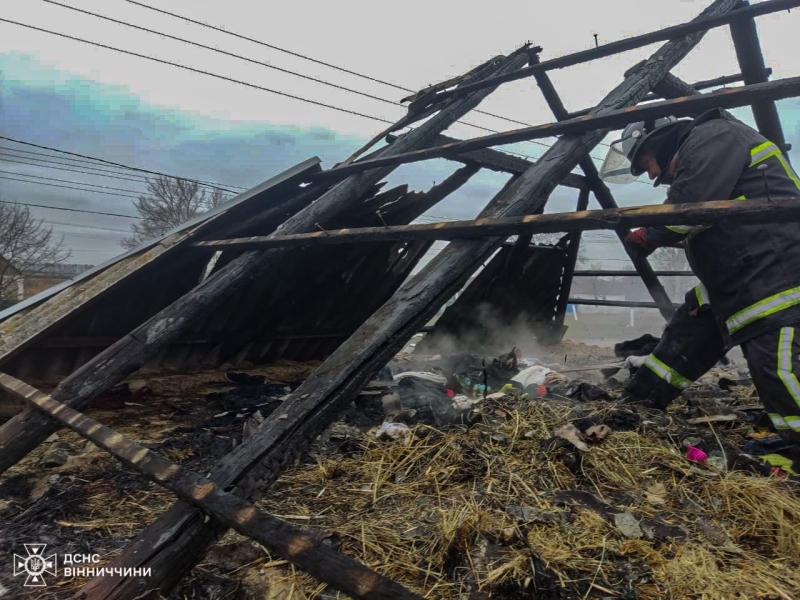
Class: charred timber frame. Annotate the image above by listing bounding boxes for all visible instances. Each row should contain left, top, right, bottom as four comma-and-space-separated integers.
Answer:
70, 2, 746, 598
384, 132, 590, 190
0, 47, 532, 478
567, 69, 771, 118
530, 51, 675, 319
574, 270, 695, 277
554, 188, 590, 330
730, 0, 792, 156
16, 52, 533, 600
568, 298, 681, 309
313, 75, 800, 179
193, 198, 800, 248
395, 0, 799, 105
0, 373, 422, 600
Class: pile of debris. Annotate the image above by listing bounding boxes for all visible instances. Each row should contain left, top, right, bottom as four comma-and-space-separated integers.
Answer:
261, 356, 800, 599
2, 343, 798, 599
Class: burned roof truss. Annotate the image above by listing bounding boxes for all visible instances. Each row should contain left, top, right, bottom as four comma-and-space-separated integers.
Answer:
2, 0, 800, 596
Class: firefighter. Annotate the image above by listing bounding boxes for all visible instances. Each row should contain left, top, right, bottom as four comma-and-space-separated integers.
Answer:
625, 284, 725, 411
615, 108, 800, 467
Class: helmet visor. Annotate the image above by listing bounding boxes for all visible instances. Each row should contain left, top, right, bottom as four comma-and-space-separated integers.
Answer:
599, 139, 640, 184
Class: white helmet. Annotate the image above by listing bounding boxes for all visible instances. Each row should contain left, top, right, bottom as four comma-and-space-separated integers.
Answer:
599, 116, 678, 184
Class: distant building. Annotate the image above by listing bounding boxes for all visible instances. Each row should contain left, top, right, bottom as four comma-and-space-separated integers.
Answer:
0, 259, 94, 308
0, 256, 24, 309
21, 263, 95, 299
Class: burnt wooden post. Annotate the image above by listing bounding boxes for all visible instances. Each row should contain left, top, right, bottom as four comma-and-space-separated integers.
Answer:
77, 2, 742, 598
553, 188, 590, 331
729, 0, 791, 157
0, 48, 531, 478
530, 53, 675, 319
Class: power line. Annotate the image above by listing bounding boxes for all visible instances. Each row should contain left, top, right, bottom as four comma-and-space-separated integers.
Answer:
1, 17, 639, 184
0, 175, 141, 199
52, 230, 127, 241
0, 24, 592, 168
0, 169, 143, 194
0, 134, 243, 192
0, 198, 139, 218
121, 0, 546, 131
43, 0, 409, 110
120, 0, 625, 160
0, 152, 152, 183
18, 7, 568, 160
42, 219, 131, 233
0, 147, 158, 179
0, 19, 399, 126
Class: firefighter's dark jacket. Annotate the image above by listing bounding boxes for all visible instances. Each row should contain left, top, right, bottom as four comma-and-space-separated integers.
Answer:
643, 109, 800, 346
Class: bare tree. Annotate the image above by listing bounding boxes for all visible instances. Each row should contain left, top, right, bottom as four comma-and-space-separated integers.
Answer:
0, 201, 70, 304
121, 177, 230, 249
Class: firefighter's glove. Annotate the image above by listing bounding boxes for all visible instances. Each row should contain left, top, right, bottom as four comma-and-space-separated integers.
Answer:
624, 229, 656, 259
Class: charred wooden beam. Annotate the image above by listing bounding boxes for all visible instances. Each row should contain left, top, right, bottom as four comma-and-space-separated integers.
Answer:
403, 0, 798, 105
554, 188, 590, 329
566, 70, 771, 118
574, 270, 695, 277
687, 69, 769, 90
385, 133, 589, 189
646, 69, 767, 100
0, 373, 423, 600
193, 198, 800, 248
77, 4, 740, 596
569, 298, 680, 309
531, 54, 675, 320
730, 1, 791, 156
315, 75, 800, 180
650, 73, 736, 119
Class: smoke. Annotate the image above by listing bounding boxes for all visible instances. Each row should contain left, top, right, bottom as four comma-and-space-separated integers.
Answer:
415, 300, 555, 360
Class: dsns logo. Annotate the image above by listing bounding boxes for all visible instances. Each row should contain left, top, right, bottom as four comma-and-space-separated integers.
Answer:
13, 544, 58, 587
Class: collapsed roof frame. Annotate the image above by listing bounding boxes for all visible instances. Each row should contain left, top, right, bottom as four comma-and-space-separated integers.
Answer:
1, 0, 799, 597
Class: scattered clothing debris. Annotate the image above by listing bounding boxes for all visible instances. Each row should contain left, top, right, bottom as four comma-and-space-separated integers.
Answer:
393, 371, 448, 385
565, 382, 611, 402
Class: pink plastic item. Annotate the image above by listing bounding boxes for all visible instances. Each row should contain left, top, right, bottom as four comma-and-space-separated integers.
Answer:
445, 388, 455, 398
686, 446, 708, 464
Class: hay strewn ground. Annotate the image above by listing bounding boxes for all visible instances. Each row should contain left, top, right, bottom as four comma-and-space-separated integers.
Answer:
1, 351, 799, 599
259, 394, 800, 599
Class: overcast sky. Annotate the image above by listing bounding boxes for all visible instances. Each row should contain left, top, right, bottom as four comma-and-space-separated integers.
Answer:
1, 0, 799, 267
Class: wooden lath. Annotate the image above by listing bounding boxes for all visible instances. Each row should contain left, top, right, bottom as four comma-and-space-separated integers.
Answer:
191, 198, 800, 249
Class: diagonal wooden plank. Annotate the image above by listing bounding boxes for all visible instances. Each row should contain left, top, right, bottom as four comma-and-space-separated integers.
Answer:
0, 372, 422, 600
